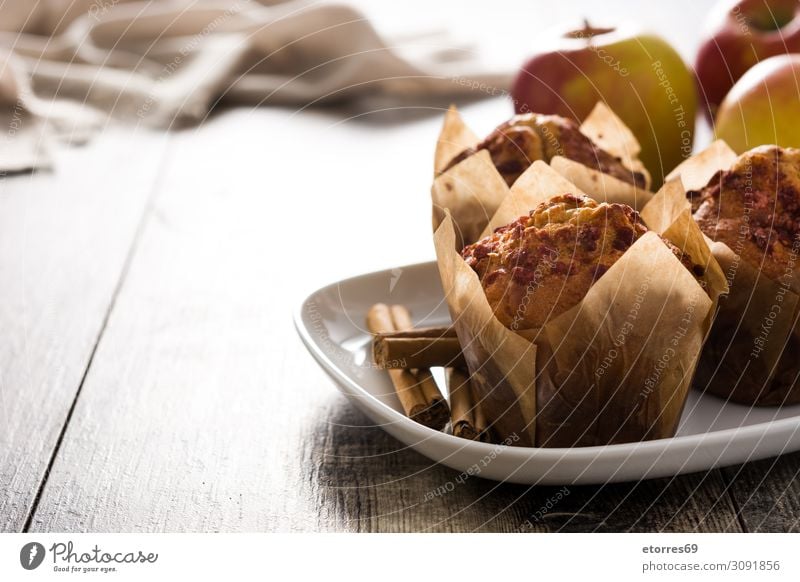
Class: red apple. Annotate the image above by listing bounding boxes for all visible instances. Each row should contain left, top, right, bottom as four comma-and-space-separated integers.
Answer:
695, 0, 800, 118
714, 54, 800, 152
511, 23, 696, 187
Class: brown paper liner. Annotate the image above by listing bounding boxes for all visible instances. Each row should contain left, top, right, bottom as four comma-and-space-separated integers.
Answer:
553, 103, 651, 209
433, 105, 480, 177
533, 232, 712, 447
550, 156, 653, 211
580, 102, 651, 188
665, 140, 737, 191
434, 214, 538, 446
433, 164, 725, 447
431, 103, 650, 248
695, 245, 800, 405
481, 161, 586, 237
431, 149, 509, 250
666, 142, 800, 405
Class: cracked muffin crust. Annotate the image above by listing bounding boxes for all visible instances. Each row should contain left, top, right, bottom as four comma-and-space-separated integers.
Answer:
461, 195, 703, 330
690, 145, 800, 281
443, 113, 648, 188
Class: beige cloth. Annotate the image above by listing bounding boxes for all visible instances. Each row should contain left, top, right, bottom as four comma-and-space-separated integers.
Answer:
0, 0, 510, 171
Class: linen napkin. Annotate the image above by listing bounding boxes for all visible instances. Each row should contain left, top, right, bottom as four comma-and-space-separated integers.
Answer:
0, 0, 511, 172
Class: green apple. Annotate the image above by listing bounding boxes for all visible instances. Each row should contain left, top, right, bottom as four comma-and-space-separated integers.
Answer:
715, 54, 800, 153
511, 23, 697, 187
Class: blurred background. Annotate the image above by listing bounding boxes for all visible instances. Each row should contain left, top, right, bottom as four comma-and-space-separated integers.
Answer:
2, 0, 723, 277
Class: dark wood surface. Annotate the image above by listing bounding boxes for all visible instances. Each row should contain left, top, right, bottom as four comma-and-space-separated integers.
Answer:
2, 0, 798, 533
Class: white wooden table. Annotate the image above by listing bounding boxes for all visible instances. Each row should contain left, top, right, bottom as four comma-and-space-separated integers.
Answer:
2, 0, 798, 532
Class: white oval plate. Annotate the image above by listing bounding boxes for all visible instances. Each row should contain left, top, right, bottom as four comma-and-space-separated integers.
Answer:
294, 261, 800, 485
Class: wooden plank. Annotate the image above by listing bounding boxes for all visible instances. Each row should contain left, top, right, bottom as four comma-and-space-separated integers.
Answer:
722, 453, 800, 532
288, 400, 743, 533
0, 128, 169, 532
28, 107, 447, 531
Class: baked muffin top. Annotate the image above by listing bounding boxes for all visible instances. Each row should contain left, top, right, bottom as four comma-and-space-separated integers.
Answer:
691, 146, 800, 281
443, 113, 647, 188
462, 195, 703, 330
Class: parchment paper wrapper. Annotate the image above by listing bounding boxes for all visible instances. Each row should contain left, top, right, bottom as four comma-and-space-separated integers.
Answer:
432, 103, 652, 250
553, 102, 653, 210
433, 162, 725, 447
668, 141, 800, 405
665, 140, 738, 190
432, 149, 509, 251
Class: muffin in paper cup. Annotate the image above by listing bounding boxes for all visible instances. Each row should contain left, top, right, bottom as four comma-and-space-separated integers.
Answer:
667, 142, 800, 405
432, 102, 652, 251
433, 161, 726, 447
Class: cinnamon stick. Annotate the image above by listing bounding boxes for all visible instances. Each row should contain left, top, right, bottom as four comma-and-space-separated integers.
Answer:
448, 367, 487, 441
366, 304, 450, 430
471, 382, 488, 438
377, 326, 458, 339
372, 326, 464, 369
388, 306, 450, 424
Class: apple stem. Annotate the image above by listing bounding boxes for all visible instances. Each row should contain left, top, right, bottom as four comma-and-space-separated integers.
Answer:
564, 20, 615, 41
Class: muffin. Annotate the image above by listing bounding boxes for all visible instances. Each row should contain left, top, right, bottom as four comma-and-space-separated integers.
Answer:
434, 153, 724, 447
461, 194, 705, 330
443, 113, 648, 188
691, 145, 800, 281
689, 145, 800, 405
